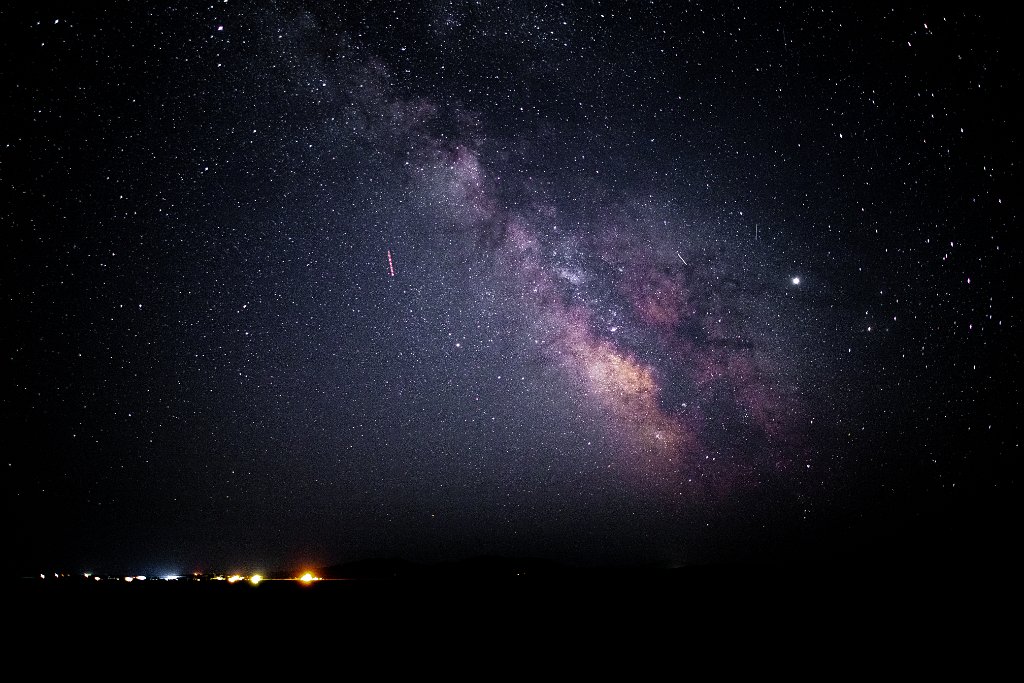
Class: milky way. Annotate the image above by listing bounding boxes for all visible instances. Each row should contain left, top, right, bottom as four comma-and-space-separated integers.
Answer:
7, 3, 1016, 573
373, 90, 816, 497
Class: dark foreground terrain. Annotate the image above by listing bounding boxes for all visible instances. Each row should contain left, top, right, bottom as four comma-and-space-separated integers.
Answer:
5, 559, 1016, 670
8, 557, 1016, 620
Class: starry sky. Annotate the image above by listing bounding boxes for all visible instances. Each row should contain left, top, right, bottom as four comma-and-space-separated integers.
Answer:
5, 2, 1018, 575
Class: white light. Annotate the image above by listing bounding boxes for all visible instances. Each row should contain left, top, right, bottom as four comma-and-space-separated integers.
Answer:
163, 575, 179, 581
791, 277, 800, 285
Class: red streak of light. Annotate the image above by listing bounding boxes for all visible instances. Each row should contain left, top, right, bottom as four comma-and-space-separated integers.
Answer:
387, 250, 395, 277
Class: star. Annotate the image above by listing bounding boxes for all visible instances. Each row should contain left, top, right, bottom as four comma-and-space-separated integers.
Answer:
8, 0, 1009, 576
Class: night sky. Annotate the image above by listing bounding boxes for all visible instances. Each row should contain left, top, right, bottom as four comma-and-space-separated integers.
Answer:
6, 2, 1017, 576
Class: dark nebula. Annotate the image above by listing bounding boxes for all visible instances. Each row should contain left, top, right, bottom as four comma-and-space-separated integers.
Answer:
5, 2, 1017, 575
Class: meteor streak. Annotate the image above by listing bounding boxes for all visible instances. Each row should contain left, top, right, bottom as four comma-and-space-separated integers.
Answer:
387, 249, 395, 277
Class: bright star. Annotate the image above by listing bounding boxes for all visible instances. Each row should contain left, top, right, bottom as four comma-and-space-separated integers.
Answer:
791, 277, 800, 285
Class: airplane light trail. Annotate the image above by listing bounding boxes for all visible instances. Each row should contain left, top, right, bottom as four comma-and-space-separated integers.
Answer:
387, 249, 395, 277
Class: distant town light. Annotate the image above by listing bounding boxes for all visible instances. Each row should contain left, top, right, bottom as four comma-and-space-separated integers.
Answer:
227, 575, 244, 584
299, 572, 317, 584
250, 574, 263, 585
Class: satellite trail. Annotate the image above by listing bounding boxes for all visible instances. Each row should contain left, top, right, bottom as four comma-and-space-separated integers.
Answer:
387, 249, 395, 277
